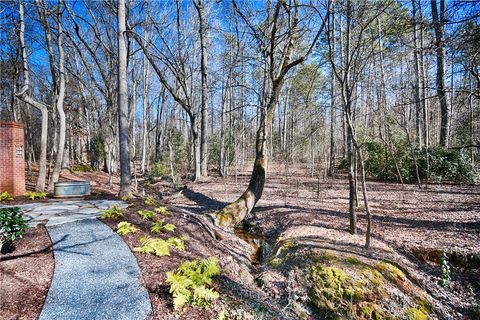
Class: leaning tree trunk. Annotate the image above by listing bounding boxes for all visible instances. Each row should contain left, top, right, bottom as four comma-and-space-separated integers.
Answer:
208, 86, 279, 227
206, 0, 329, 229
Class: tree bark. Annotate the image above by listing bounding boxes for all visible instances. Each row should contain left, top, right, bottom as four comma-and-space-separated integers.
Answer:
328, 7, 336, 177
194, 0, 209, 177
141, 48, 150, 175
431, 0, 449, 147
47, 1, 67, 193
207, 0, 330, 228
16, 0, 49, 192
412, 0, 423, 146
117, 0, 132, 197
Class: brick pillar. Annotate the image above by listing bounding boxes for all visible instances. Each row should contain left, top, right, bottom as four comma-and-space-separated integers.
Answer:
0, 122, 26, 196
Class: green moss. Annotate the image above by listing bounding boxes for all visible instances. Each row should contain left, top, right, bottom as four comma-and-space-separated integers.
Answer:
316, 251, 339, 263
360, 304, 374, 317
376, 261, 405, 282
416, 298, 432, 315
359, 303, 388, 320
362, 268, 384, 287
310, 265, 365, 318
268, 257, 283, 267
218, 212, 234, 227
277, 240, 297, 256
405, 307, 429, 320
346, 256, 362, 265
268, 240, 297, 268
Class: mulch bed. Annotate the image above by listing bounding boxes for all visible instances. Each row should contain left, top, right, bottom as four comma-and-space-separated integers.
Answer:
100, 198, 285, 319
0, 224, 54, 320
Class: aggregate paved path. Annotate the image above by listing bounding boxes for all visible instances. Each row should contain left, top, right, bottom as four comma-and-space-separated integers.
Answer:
40, 219, 152, 320
2, 200, 152, 320
1, 199, 129, 227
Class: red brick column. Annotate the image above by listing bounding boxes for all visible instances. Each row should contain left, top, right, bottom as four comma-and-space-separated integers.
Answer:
0, 122, 26, 196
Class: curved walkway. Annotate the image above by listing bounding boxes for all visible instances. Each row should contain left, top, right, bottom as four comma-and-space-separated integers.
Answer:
5, 200, 152, 320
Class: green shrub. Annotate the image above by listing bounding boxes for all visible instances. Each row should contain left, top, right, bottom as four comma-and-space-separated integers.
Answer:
0, 207, 28, 246
0, 192, 14, 202
100, 204, 124, 219
355, 139, 477, 184
416, 147, 476, 184
116, 221, 139, 236
166, 257, 221, 310
440, 252, 451, 288
150, 162, 169, 177
25, 191, 48, 200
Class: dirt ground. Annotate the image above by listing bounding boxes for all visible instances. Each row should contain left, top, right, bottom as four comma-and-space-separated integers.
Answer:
0, 224, 54, 320
158, 162, 480, 319
2, 163, 479, 319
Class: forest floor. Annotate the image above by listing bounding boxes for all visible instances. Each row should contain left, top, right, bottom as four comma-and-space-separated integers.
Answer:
158, 162, 480, 319
2, 163, 479, 319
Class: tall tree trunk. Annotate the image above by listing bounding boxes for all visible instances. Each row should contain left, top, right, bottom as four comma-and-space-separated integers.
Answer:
48, 1, 66, 192
194, 0, 209, 177
328, 7, 336, 176
141, 49, 150, 175
431, 0, 449, 147
412, 0, 423, 146
117, 0, 132, 197
16, 0, 49, 192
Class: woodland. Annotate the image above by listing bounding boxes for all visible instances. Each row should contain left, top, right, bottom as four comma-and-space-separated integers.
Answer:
0, 0, 479, 319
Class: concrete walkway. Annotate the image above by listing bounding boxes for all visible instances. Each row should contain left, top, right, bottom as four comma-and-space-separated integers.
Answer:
1, 199, 129, 227
3, 200, 152, 320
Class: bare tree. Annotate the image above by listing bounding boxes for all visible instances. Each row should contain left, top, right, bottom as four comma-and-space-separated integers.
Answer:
117, 0, 132, 197
16, 0, 49, 192
194, 0, 209, 177
33, 0, 67, 192
208, 0, 331, 228
431, 0, 450, 147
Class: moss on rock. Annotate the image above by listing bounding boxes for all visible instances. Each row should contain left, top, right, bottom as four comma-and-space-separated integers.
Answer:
405, 306, 429, 320
307, 252, 431, 320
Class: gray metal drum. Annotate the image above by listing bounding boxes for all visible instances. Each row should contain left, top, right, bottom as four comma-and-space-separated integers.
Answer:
54, 181, 91, 198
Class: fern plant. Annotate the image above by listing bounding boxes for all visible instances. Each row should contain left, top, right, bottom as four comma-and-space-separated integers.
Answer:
0, 192, 14, 202
155, 206, 170, 215
134, 236, 171, 256
121, 195, 133, 202
166, 257, 221, 310
166, 237, 187, 251
144, 196, 156, 206
150, 220, 164, 233
150, 221, 176, 233
99, 204, 124, 219
163, 223, 176, 232
25, 191, 48, 200
116, 221, 139, 236
138, 209, 156, 220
